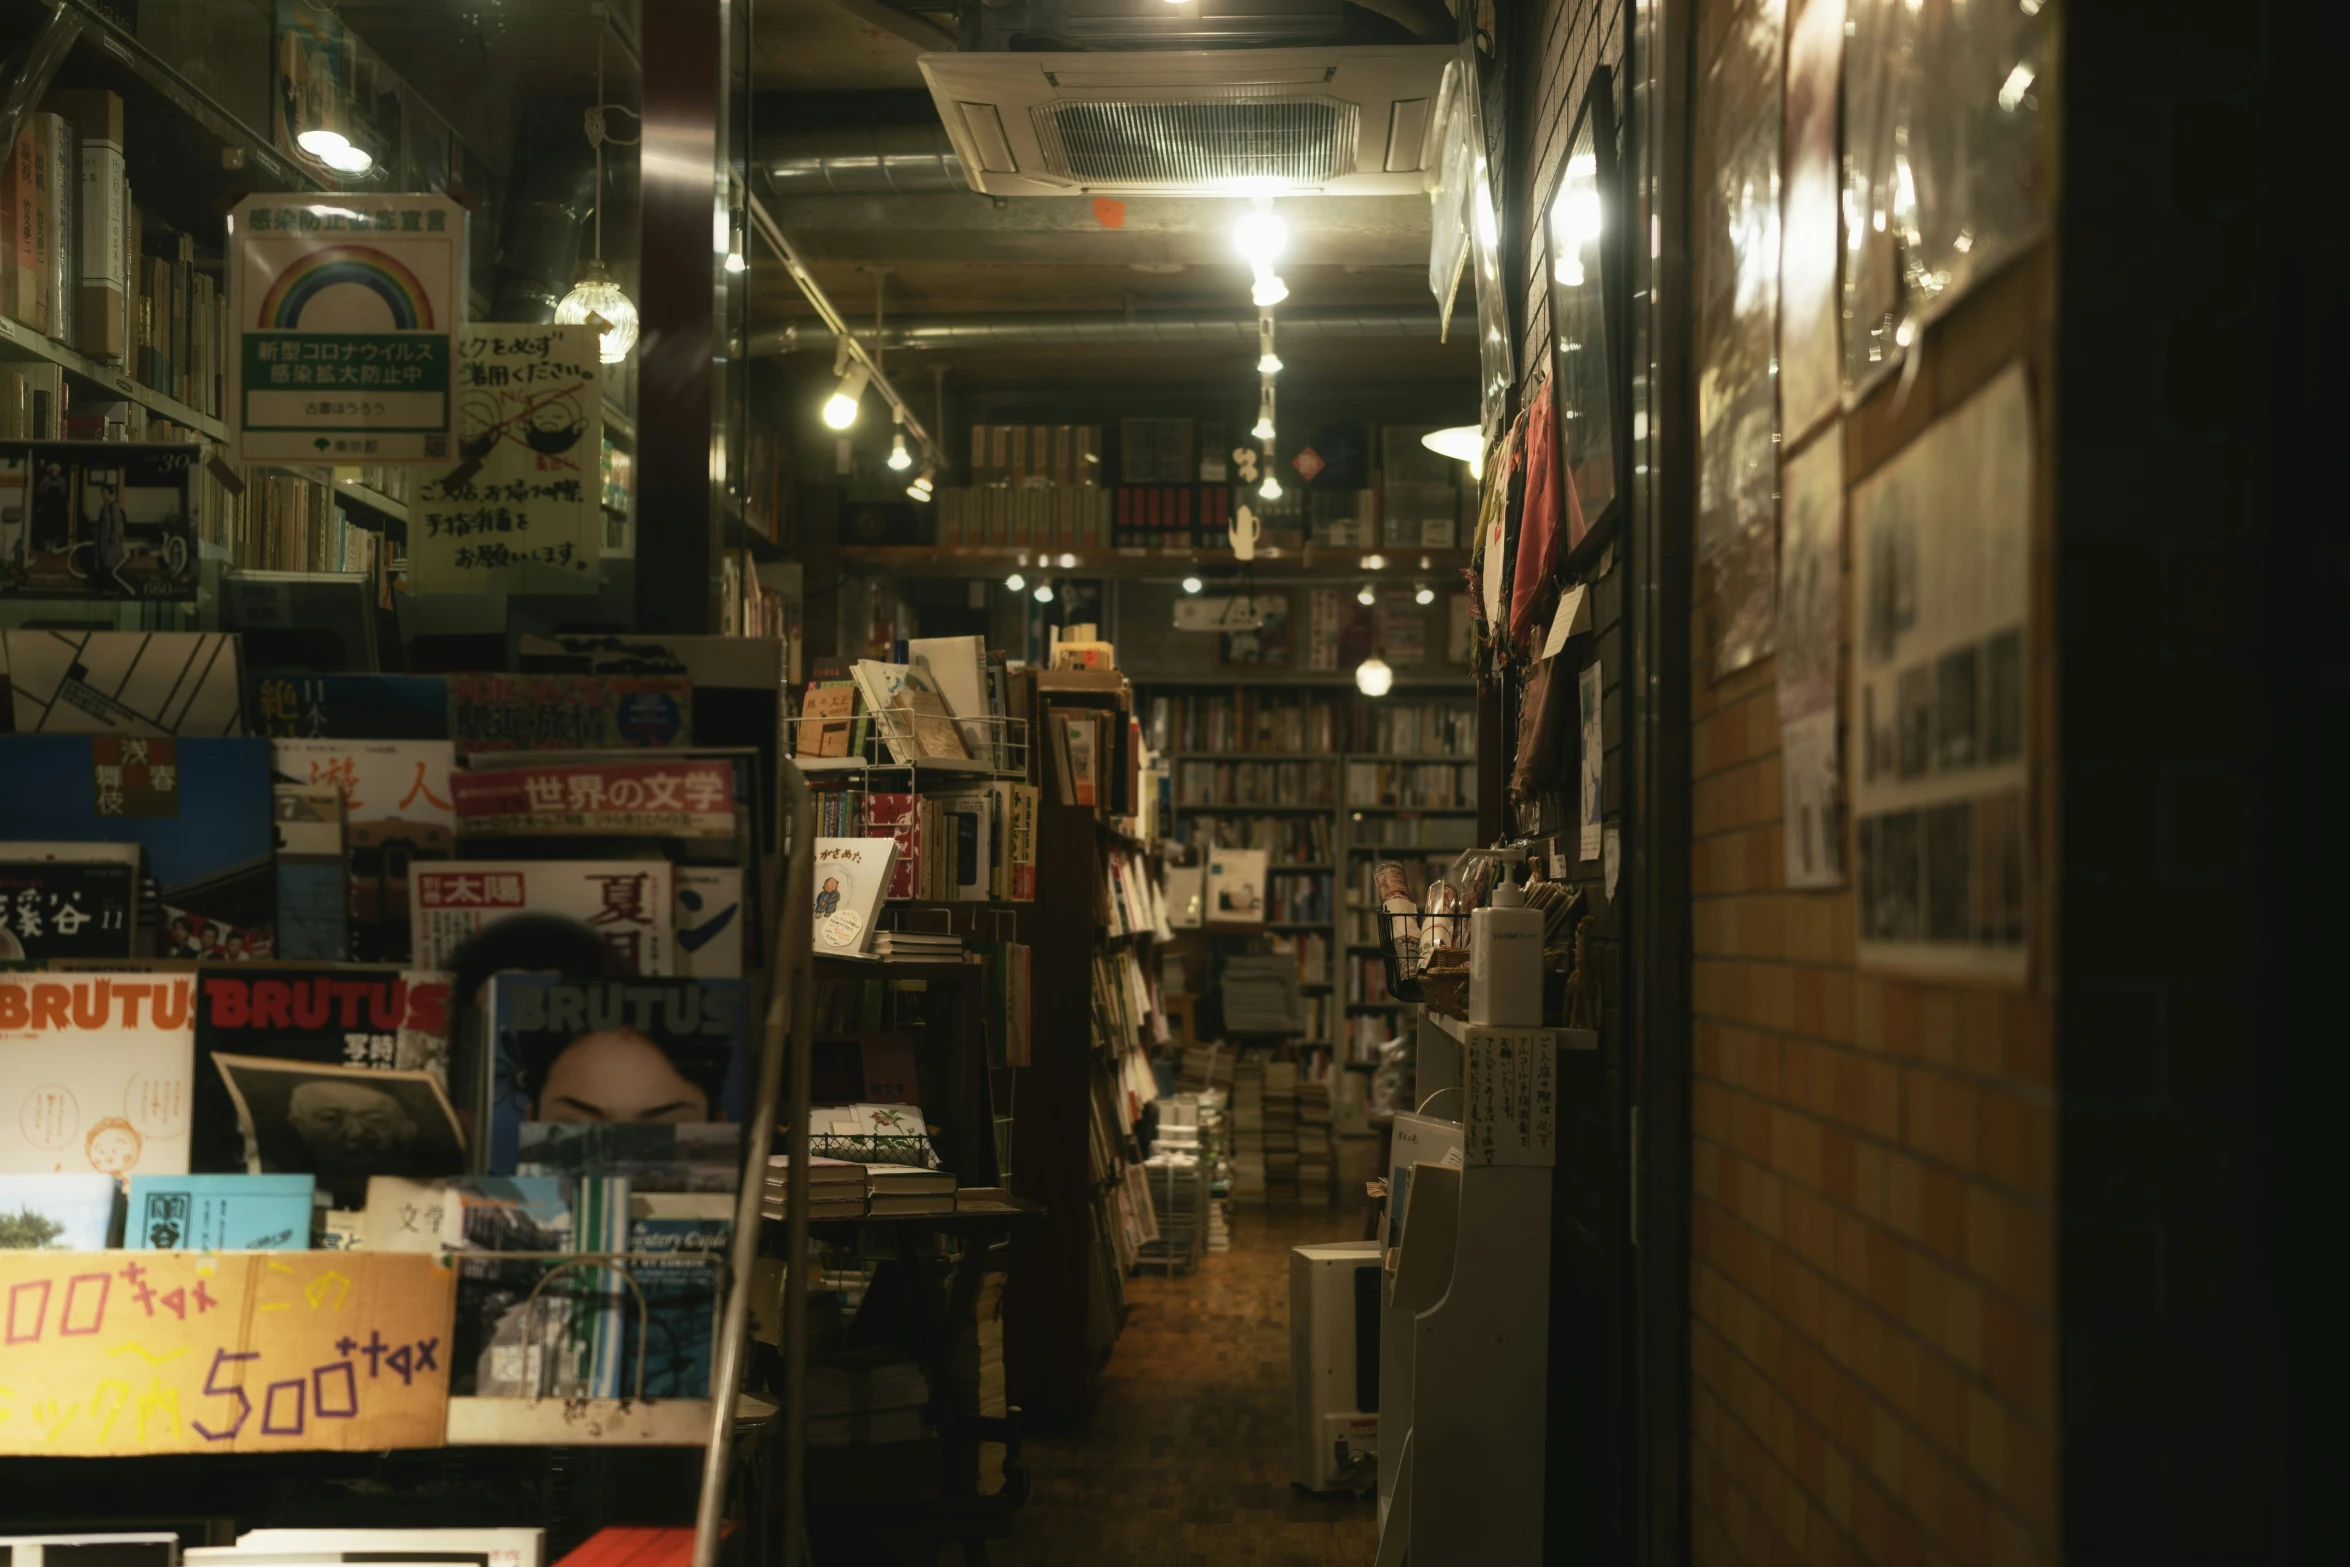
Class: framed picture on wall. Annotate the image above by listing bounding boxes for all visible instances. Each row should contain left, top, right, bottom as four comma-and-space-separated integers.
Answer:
1544, 66, 1624, 557
1218, 592, 1291, 669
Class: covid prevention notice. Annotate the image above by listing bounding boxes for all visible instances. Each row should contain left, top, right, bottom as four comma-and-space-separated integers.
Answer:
0, 1251, 457, 1455
228, 194, 463, 464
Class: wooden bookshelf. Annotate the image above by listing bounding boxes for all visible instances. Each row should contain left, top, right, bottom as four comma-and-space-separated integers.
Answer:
839, 545, 1471, 581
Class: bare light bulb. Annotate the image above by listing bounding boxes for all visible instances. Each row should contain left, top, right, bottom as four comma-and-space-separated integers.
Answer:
1258, 353, 1283, 375
1357, 582, 1377, 606
1234, 206, 1288, 267
821, 363, 871, 430
887, 431, 912, 471
1354, 656, 1395, 697
1251, 273, 1289, 308
1251, 414, 1276, 441
1005, 572, 1026, 592
1259, 474, 1282, 501
1033, 583, 1055, 604
1181, 575, 1204, 594
1415, 582, 1436, 606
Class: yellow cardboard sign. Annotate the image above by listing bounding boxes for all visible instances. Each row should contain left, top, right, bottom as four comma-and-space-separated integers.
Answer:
0, 1250, 455, 1455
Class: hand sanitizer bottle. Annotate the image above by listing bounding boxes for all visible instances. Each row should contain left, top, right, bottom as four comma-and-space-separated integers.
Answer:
1469, 860, 1543, 1027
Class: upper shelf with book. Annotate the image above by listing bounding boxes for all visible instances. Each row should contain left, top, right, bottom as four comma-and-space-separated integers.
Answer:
0, 307, 224, 439
838, 545, 1473, 582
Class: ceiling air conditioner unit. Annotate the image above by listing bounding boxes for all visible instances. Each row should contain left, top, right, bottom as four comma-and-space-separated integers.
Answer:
917, 46, 1455, 197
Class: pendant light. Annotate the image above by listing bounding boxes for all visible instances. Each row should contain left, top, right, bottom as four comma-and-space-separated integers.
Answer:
555, 26, 639, 364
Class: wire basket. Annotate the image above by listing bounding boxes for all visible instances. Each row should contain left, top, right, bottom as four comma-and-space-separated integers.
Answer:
1373, 905, 1469, 1004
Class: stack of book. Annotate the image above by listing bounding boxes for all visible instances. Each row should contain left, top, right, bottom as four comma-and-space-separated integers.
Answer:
1138, 1146, 1210, 1274
867, 1163, 957, 1216
873, 928, 963, 963
1297, 1074, 1334, 1206
761, 1156, 868, 1222
1262, 1059, 1300, 1198
1229, 1052, 1267, 1202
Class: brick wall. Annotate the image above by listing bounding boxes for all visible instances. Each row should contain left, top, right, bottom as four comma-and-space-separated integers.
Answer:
1685, 251, 2062, 1567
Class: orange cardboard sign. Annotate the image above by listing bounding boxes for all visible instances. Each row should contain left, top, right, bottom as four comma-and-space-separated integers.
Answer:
0, 1250, 455, 1455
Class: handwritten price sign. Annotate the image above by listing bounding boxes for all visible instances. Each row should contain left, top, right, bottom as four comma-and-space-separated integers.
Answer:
0, 1251, 455, 1455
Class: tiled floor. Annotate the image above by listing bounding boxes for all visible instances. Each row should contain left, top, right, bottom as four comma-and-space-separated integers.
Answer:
1000, 1205, 1379, 1567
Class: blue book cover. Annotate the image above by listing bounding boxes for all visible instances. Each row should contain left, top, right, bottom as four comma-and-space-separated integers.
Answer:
249, 673, 451, 740
0, 736, 277, 959
485, 976, 750, 1174
0, 1172, 121, 1248
127, 1172, 315, 1249
625, 1192, 732, 1398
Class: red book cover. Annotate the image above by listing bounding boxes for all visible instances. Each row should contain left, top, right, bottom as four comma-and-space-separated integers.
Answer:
864, 790, 923, 900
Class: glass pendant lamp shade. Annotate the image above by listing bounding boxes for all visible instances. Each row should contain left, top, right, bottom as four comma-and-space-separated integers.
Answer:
556, 261, 639, 364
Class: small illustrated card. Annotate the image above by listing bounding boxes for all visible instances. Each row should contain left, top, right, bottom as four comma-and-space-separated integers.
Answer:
811, 838, 897, 955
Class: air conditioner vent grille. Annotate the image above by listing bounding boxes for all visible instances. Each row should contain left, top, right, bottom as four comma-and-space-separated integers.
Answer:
1030, 95, 1360, 187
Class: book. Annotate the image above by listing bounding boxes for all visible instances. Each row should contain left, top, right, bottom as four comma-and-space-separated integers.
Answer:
210, 1054, 467, 1185
484, 976, 750, 1177
127, 1171, 315, 1249
1058, 712, 1098, 806
4, 630, 243, 734
450, 757, 739, 840
0, 442, 205, 601
272, 783, 349, 960
812, 838, 895, 954
5, 126, 43, 332
446, 673, 692, 757
0, 972, 194, 1177
851, 660, 969, 764
0, 1172, 120, 1248
273, 738, 458, 962
249, 673, 453, 740
191, 966, 452, 1173
795, 680, 857, 759
410, 858, 675, 975
0, 843, 139, 962
809, 1103, 942, 1170
0, 1538, 181, 1567
0, 737, 276, 958
626, 1190, 732, 1397
232, 1529, 545, 1567
34, 112, 70, 348
861, 792, 923, 901
906, 634, 992, 762
674, 865, 746, 978
47, 90, 125, 364
515, 1120, 741, 1192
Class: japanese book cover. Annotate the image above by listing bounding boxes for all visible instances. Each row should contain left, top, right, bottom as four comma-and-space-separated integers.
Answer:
862, 793, 924, 901
811, 838, 896, 956
191, 965, 453, 1173
449, 757, 738, 840
0, 842, 139, 962
0, 444, 201, 602
0, 972, 195, 1177
626, 1190, 732, 1397
4, 628, 242, 733
482, 974, 749, 1176
248, 671, 452, 740
273, 783, 349, 960
126, 1171, 315, 1249
445, 673, 691, 757
0, 736, 276, 958
410, 859, 675, 976
273, 737, 457, 962
0, 1172, 122, 1248
675, 866, 746, 978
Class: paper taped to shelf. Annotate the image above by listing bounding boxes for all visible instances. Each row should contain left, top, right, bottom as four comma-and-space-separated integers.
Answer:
1462, 1031, 1557, 1166
0, 1250, 456, 1455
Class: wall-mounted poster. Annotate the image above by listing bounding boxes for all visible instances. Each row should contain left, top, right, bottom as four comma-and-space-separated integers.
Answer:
1545, 67, 1620, 549
1777, 428, 1846, 889
0, 443, 199, 599
1850, 364, 2031, 978
1841, 0, 2052, 392
1218, 592, 1290, 669
413, 323, 603, 594
1693, 0, 1785, 681
1778, 0, 1845, 440
227, 192, 463, 465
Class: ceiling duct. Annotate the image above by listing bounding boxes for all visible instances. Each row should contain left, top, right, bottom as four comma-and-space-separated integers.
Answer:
918, 46, 1454, 197
744, 303, 1443, 357
760, 125, 969, 196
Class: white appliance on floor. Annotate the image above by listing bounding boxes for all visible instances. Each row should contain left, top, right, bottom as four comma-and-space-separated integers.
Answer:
1289, 1239, 1382, 1492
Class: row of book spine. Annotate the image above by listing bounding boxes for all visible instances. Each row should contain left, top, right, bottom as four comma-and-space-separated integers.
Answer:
935, 484, 1113, 549
1343, 759, 1475, 808
1171, 813, 1331, 862
2, 92, 227, 419
1174, 760, 1338, 807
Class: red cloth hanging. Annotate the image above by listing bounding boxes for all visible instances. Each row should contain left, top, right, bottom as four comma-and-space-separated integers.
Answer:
1510, 377, 1567, 652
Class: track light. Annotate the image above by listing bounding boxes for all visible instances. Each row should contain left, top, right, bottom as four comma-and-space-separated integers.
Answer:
1258, 352, 1284, 375
906, 463, 935, 501
1357, 582, 1377, 607
1005, 572, 1026, 592
1257, 314, 1281, 376
1355, 656, 1395, 697
1058, 552, 1077, 569
724, 229, 747, 275
1415, 582, 1436, 605
887, 429, 912, 471
1259, 474, 1282, 501
1033, 583, 1055, 604
1234, 202, 1288, 268
822, 359, 870, 430
1252, 384, 1276, 443
1363, 553, 1387, 571
1181, 574, 1204, 594
1251, 273, 1289, 308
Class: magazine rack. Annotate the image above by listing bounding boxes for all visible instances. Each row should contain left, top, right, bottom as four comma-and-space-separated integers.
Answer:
787, 712, 1031, 778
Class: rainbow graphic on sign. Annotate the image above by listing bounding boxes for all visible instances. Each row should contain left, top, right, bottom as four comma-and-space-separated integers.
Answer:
254, 244, 437, 330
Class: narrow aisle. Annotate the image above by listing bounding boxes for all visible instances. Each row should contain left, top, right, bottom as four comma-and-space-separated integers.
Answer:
1004, 1207, 1379, 1567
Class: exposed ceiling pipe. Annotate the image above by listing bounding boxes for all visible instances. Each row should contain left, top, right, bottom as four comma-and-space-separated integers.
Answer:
759, 124, 968, 197
744, 305, 1445, 357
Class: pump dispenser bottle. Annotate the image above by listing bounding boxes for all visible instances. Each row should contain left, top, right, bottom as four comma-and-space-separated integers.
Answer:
1469, 858, 1543, 1026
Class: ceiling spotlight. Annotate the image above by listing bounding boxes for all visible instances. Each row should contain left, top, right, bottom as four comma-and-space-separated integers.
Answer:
724, 228, 747, 275
1363, 553, 1387, 571
1251, 411, 1276, 441
1258, 353, 1284, 375
887, 429, 912, 471
1181, 574, 1204, 594
1257, 314, 1281, 376
1058, 552, 1077, 568
1357, 582, 1377, 607
1234, 202, 1289, 268
1354, 656, 1395, 697
1251, 273, 1289, 308
1421, 424, 1484, 481
821, 359, 870, 431
906, 462, 935, 501
1005, 572, 1026, 592
1259, 474, 1283, 501
1415, 582, 1436, 605
1033, 583, 1056, 604
296, 128, 352, 160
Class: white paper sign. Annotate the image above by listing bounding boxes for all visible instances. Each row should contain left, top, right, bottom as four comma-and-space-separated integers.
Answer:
1540, 583, 1591, 661
1462, 1032, 1557, 1167
413, 324, 604, 594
